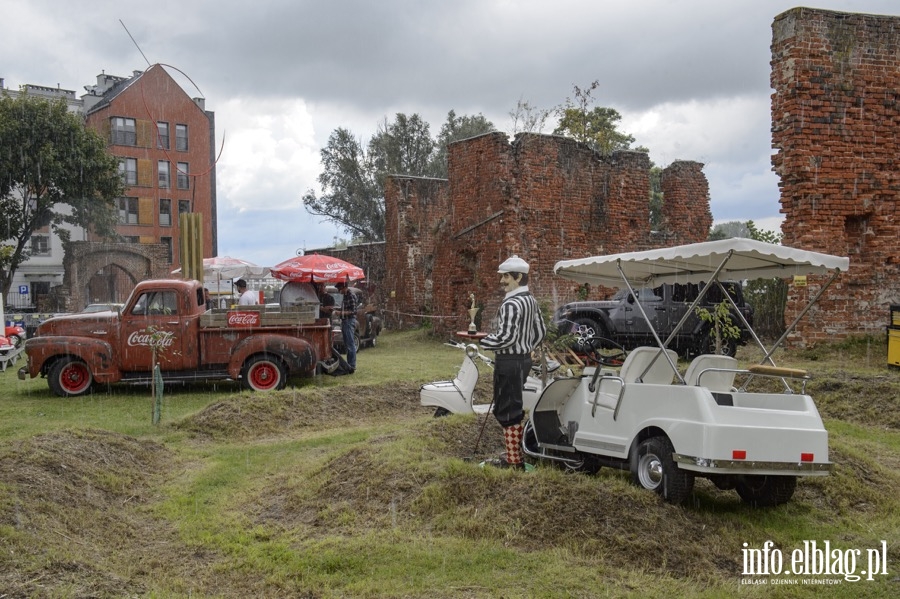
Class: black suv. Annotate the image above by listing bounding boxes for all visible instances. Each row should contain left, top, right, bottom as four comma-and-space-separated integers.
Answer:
554, 282, 753, 358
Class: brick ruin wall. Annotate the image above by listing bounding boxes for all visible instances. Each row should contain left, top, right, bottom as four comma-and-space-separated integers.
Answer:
383, 132, 711, 336
772, 7, 900, 345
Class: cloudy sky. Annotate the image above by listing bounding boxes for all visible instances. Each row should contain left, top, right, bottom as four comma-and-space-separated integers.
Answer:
3, 0, 898, 266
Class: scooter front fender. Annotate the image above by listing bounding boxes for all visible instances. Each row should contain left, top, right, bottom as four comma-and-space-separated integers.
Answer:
419, 380, 475, 414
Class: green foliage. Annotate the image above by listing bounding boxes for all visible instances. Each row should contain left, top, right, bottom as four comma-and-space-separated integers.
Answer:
552, 80, 635, 155
303, 111, 494, 241
0, 92, 123, 297
695, 299, 741, 353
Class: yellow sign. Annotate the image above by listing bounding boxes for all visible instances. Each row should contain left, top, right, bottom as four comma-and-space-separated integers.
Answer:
793, 275, 807, 286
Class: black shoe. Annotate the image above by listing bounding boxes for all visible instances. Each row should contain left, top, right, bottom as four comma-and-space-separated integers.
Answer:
484, 457, 525, 470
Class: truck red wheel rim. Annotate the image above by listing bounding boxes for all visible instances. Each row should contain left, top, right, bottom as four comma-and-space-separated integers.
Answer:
250, 361, 280, 390
60, 362, 91, 394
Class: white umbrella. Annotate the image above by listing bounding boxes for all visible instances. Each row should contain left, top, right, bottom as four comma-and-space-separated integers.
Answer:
172, 256, 270, 283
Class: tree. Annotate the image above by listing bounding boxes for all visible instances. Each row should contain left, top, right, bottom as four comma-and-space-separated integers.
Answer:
0, 93, 122, 299
553, 80, 635, 155
303, 112, 494, 241
743, 221, 786, 339
302, 127, 382, 242
431, 111, 495, 178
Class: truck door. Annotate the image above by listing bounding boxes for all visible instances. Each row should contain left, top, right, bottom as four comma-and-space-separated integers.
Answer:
120, 290, 190, 372
628, 286, 666, 337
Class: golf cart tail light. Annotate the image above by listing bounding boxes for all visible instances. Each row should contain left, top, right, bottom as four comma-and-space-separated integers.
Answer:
801, 453, 814, 462
732, 450, 747, 460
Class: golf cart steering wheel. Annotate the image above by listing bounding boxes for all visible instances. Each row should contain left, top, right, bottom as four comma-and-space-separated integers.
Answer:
584, 336, 628, 367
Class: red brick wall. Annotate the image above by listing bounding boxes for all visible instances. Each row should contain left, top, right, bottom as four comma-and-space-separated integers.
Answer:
772, 7, 900, 345
384, 132, 712, 336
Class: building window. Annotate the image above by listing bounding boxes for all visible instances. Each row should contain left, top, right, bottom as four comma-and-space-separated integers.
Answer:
160, 237, 173, 263
121, 236, 139, 244
111, 117, 136, 146
30, 235, 51, 256
178, 200, 191, 216
119, 158, 137, 185
117, 197, 139, 224
158, 161, 170, 188
176, 162, 189, 189
175, 124, 188, 151
159, 198, 172, 227
157, 121, 169, 149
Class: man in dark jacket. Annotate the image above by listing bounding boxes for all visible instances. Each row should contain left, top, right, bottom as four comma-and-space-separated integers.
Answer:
336, 281, 357, 373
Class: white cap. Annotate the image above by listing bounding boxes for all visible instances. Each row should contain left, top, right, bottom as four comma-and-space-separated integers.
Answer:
498, 255, 530, 274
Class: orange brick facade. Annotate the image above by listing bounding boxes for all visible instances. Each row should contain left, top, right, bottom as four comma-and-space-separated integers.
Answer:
772, 8, 900, 345
383, 132, 711, 336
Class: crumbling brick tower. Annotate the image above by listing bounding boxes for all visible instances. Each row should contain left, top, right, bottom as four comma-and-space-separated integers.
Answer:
772, 7, 900, 344
383, 132, 712, 336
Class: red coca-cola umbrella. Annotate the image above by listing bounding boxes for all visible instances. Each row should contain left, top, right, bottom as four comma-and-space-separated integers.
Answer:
269, 254, 365, 284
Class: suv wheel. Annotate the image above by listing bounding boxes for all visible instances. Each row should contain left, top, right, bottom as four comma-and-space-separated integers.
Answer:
698, 336, 737, 357
571, 317, 603, 350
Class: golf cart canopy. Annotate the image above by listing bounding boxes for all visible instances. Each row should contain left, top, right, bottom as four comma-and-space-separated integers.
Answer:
554, 238, 850, 288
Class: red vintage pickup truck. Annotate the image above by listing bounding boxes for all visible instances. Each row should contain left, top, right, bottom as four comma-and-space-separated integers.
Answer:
19, 279, 333, 397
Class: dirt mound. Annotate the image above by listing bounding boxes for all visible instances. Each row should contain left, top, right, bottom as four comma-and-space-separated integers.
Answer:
176, 382, 424, 440
810, 371, 900, 429
0, 429, 173, 596
248, 415, 739, 581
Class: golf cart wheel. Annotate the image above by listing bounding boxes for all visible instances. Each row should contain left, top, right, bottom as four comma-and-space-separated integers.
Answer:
48, 357, 93, 397
433, 407, 451, 418
631, 436, 694, 504
735, 475, 797, 507
242, 354, 286, 391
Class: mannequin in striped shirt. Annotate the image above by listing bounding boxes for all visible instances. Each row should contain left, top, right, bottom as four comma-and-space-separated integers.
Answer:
480, 255, 546, 470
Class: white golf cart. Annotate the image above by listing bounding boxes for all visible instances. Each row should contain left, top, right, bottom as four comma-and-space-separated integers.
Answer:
523, 238, 849, 506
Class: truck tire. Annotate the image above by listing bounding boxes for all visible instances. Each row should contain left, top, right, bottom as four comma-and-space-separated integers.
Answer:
735, 475, 797, 507
571, 317, 603, 350
632, 436, 694, 504
48, 357, 93, 397
242, 354, 286, 391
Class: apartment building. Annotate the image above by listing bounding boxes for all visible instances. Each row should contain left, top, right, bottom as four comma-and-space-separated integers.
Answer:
83, 64, 217, 302
2, 66, 217, 310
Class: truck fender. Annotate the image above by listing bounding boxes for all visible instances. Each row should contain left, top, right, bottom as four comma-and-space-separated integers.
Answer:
227, 334, 317, 379
24, 336, 121, 383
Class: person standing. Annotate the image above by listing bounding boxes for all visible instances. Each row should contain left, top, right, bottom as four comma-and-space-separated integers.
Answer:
335, 281, 357, 373
480, 255, 546, 470
235, 279, 257, 306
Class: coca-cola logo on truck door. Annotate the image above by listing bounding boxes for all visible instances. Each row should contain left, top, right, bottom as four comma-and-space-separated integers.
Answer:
227, 310, 259, 327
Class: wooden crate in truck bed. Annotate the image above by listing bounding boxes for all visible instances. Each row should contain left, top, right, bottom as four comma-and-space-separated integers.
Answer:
200, 303, 319, 328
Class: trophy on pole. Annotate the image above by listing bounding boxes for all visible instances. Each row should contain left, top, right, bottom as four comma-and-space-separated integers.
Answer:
467, 292, 479, 333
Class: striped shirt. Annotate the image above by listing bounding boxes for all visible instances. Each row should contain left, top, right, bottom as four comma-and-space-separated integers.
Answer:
480, 287, 546, 355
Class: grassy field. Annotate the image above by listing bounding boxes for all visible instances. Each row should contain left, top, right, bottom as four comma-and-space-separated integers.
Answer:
0, 330, 898, 598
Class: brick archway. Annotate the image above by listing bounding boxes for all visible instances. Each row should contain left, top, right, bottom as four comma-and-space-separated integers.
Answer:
60, 241, 172, 312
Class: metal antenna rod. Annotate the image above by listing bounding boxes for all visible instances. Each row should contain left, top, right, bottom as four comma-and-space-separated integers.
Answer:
120, 20, 152, 67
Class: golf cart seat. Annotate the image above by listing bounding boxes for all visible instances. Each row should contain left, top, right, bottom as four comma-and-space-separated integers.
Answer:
683, 354, 738, 392
619, 347, 679, 385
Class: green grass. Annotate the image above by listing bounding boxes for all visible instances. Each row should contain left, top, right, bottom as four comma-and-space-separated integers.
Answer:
1, 330, 899, 597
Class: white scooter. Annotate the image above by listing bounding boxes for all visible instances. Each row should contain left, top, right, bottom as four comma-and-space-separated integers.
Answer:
420, 341, 563, 417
